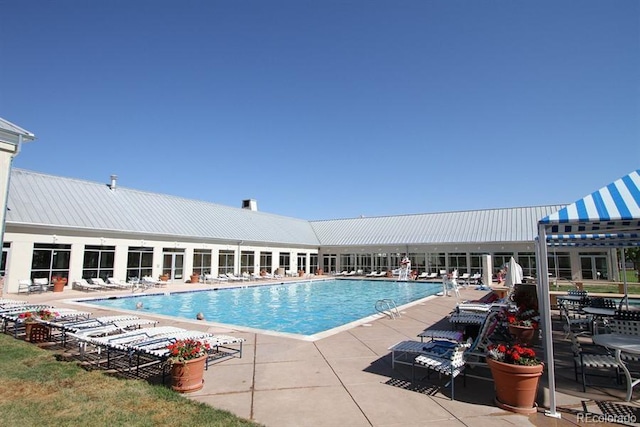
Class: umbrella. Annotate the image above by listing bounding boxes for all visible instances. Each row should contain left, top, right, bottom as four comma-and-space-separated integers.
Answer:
504, 257, 523, 288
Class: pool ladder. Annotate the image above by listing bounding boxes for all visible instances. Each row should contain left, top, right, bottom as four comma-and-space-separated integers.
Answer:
375, 299, 400, 319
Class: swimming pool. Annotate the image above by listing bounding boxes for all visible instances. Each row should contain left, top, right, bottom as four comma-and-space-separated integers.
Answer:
81, 279, 442, 339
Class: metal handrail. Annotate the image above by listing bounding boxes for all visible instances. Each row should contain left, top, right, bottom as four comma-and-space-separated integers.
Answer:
375, 299, 400, 319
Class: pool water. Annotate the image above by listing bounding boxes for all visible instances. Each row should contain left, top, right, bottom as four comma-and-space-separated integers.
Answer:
83, 279, 442, 338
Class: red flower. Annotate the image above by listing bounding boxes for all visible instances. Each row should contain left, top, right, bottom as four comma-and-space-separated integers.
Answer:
487, 343, 541, 366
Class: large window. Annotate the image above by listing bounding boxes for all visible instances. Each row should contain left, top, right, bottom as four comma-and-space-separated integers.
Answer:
373, 253, 388, 272
310, 254, 318, 274
357, 253, 372, 274
240, 251, 255, 274
32, 243, 71, 281
260, 251, 272, 273
193, 249, 212, 275
548, 251, 571, 280
448, 253, 467, 273
470, 253, 483, 275
83, 245, 115, 280
518, 252, 536, 278
127, 247, 153, 280
428, 253, 446, 273
340, 254, 355, 272
390, 254, 403, 271
409, 253, 426, 273
279, 252, 290, 271
219, 250, 235, 275
493, 253, 513, 275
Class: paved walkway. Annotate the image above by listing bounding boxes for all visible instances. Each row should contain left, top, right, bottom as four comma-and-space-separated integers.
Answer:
10, 280, 640, 426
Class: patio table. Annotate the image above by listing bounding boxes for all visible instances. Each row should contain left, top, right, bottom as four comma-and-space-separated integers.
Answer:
592, 333, 640, 401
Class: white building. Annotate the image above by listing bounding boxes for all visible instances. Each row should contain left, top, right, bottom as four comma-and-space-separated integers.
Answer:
0, 118, 617, 294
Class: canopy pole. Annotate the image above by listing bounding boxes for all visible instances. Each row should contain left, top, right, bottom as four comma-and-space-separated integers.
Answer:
537, 225, 560, 418
622, 248, 629, 309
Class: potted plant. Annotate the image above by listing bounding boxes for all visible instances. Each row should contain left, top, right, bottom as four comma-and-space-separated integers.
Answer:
159, 273, 169, 282
19, 309, 58, 341
505, 284, 540, 344
486, 342, 544, 414
190, 272, 200, 283
52, 276, 67, 292
504, 308, 539, 345
166, 338, 210, 393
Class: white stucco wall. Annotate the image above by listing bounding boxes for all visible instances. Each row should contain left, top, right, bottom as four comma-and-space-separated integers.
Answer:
2, 229, 318, 294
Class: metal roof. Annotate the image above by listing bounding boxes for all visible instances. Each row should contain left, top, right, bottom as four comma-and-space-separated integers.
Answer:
309, 205, 564, 246
0, 117, 35, 144
6, 169, 565, 247
6, 169, 320, 246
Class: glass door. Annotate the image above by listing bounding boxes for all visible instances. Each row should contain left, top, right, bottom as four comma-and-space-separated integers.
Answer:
322, 254, 336, 274
163, 249, 184, 281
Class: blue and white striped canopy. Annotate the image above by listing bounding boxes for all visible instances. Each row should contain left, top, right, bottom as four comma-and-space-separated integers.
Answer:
539, 169, 640, 246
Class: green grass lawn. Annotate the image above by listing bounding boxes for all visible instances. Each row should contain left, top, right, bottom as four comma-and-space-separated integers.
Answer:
0, 334, 261, 427
550, 282, 640, 295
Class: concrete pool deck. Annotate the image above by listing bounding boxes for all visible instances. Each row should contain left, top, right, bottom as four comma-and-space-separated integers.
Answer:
10, 279, 640, 426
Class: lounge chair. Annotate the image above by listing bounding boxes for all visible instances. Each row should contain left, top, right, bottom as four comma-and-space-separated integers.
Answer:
34, 278, 51, 291
72, 279, 103, 292
448, 311, 487, 326
18, 279, 43, 294
413, 341, 472, 400
126, 330, 245, 368
469, 273, 481, 285
107, 277, 134, 289
140, 276, 163, 288
458, 273, 471, 286
67, 326, 186, 358
225, 273, 245, 281
345, 271, 357, 276
425, 272, 438, 280
90, 277, 121, 290
203, 274, 218, 284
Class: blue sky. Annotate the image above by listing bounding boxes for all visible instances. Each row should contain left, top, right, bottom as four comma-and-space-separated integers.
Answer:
1, 1, 638, 220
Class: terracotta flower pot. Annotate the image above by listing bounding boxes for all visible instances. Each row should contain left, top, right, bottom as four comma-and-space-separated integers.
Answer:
25, 322, 51, 342
53, 278, 67, 292
190, 274, 200, 284
487, 358, 544, 414
170, 355, 207, 393
508, 324, 536, 345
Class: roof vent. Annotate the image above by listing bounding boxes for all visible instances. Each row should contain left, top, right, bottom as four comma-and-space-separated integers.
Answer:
109, 174, 117, 190
242, 199, 257, 211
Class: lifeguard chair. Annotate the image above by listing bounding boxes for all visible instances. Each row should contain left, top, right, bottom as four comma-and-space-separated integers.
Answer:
399, 257, 411, 281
